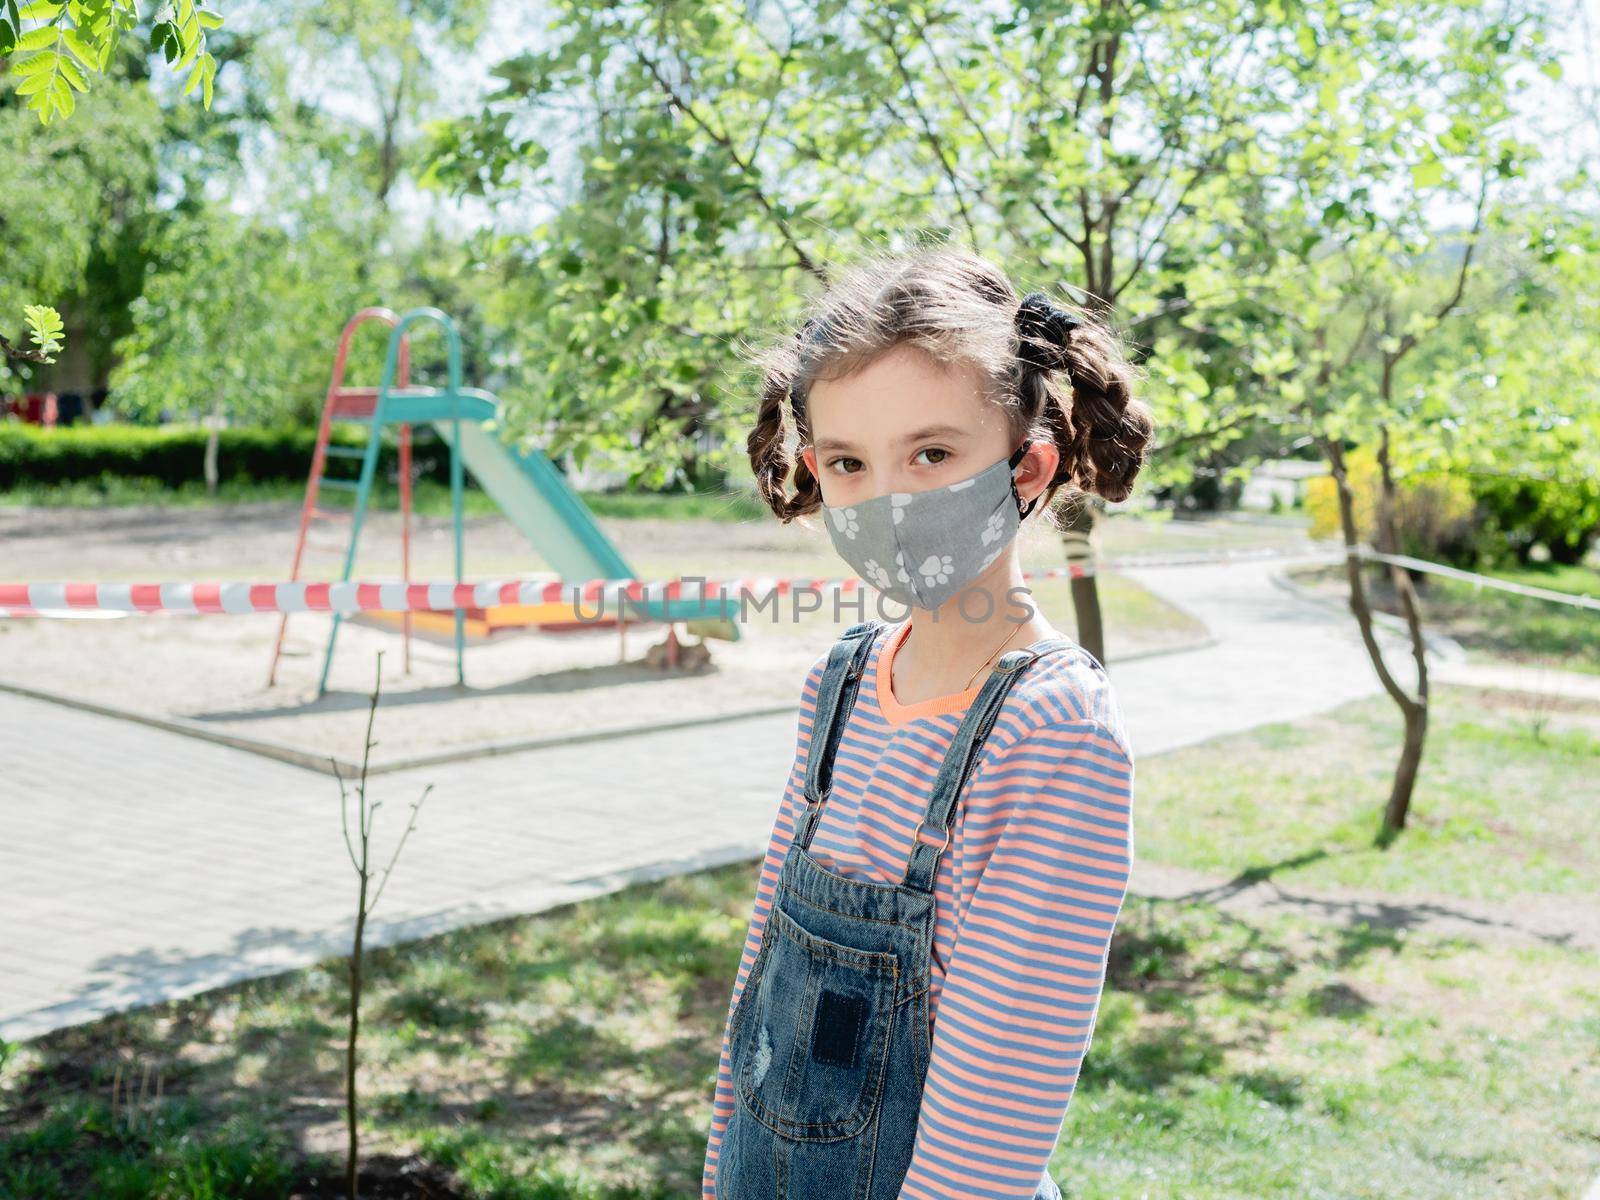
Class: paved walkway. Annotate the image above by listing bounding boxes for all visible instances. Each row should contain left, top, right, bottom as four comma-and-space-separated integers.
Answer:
0, 553, 1579, 1041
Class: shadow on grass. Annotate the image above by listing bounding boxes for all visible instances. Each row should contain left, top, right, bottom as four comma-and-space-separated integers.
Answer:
1, 864, 760, 1199
3, 856, 1497, 1198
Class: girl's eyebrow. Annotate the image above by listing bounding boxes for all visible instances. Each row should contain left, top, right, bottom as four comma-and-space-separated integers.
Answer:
899, 423, 970, 444
813, 424, 970, 454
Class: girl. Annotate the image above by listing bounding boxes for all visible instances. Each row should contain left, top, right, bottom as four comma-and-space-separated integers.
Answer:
703, 246, 1154, 1200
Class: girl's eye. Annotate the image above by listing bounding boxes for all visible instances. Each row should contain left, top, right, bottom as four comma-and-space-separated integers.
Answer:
824, 449, 947, 474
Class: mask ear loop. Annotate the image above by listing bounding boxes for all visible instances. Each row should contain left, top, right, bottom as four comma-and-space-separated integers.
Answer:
1008, 439, 1039, 519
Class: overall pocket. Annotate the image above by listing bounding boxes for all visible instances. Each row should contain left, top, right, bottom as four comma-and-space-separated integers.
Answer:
731, 903, 899, 1143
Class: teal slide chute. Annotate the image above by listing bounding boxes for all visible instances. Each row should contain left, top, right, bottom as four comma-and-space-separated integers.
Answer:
431, 415, 742, 638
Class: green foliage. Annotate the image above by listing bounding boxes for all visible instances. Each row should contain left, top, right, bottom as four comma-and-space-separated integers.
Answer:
436, 1, 1298, 491
0, 58, 165, 386
21, 304, 63, 359
1, 0, 219, 124
1306, 441, 1600, 570
1469, 470, 1600, 567
416, 0, 1578, 498
107, 203, 393, 429
93, 1, 497, 429
1305, 446, 1481, 566
0, 421, 458, 490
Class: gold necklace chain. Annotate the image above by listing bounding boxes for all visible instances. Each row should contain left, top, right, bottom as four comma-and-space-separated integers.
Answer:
955, 620, 1029, 692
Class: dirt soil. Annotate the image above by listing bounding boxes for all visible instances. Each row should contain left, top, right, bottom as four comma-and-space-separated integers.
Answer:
0, 503, 1205, 767
287, 1156, 467, 1200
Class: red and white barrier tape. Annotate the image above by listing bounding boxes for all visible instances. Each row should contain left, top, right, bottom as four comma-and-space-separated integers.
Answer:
1, 566, 1096, 618
2, 544, 1454, 619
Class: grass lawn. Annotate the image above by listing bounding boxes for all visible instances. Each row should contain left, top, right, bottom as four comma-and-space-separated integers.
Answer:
3, 689, 1595, 1199
1133, 683, 1600, 899
1286, 561, 1600, 676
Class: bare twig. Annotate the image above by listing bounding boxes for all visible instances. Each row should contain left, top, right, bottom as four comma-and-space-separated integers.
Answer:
0, 332, 51, 363
340, 649, 431, 1200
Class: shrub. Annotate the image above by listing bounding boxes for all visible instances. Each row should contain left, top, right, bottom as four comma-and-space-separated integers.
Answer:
1305, 447, 1479, 567
1469, 470, 1600, 568
0, 422, 453, 491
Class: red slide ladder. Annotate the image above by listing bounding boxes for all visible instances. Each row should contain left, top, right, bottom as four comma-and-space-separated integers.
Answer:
267, 308, 415, 688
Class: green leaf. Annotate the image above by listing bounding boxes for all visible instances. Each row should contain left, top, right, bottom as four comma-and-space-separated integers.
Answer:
60, 25, 94, 65
11, 49, 57, 75
14, 23, 56, 51
50, 69, 74, 117
196, 6, 220, 28
0, 0, 19, 49
150, 18, 178, 61
176, 23, 199, 68
23, 304, 65, 357
13, 68, 53, 94
18, 0, 62, 17
56, 49, 86, 89
1411, 156, 1445, 190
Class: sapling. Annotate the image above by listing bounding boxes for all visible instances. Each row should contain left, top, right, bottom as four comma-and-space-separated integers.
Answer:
331, 650, 431, 1200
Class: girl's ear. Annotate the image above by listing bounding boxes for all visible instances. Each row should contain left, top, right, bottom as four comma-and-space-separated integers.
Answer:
1019, 438, 1061, 510
800, 444, 818, 481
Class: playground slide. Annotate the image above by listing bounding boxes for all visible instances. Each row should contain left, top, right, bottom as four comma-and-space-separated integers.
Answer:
430, 417, 740, 641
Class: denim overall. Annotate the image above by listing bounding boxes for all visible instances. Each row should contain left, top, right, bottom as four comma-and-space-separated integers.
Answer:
716, 618, 1075, 1200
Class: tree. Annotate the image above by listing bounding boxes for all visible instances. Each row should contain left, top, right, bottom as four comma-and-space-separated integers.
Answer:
2, 0, 224, 365
416, 0, 1324, 660
103, 0, 495, 485
107, 198, 393, 486
278, 0, 488, 213
1204, 2, 1573, 834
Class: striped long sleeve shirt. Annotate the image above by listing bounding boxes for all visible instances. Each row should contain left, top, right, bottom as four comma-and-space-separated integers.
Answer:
702, 618, 1136, 1200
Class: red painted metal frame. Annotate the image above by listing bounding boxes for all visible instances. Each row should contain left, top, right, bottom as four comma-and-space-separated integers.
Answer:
267, 308, 414, 687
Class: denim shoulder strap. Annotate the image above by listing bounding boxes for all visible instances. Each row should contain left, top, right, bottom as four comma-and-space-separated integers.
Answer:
795, 619, 886, 849
900, 636, 1079, 893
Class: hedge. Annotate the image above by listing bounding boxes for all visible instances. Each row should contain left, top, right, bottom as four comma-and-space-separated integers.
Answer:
1299, 448, 1597, 569
0, 422, 457, 491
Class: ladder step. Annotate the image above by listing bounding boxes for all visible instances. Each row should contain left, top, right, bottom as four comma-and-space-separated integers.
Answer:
324, 445, 369, 459
319, 478, 362, 492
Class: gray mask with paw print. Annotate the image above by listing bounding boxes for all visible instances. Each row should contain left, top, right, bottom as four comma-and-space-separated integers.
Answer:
822, 441, 1037, 611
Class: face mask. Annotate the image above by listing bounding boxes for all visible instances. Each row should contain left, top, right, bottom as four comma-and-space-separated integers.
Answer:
822, 441, 1036, 611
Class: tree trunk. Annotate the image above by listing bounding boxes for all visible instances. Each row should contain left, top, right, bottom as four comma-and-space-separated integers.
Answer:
1373, 424, 1430, 834
1061, 495, 1105, 665
1321, 433, 1428, 840
203, 401, 223, 497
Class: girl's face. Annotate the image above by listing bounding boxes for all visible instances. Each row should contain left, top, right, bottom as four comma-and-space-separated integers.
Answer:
800, 344, 1052, 506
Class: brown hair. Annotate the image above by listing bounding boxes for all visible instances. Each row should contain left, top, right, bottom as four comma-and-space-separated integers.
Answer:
745, 245, 1154, 529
